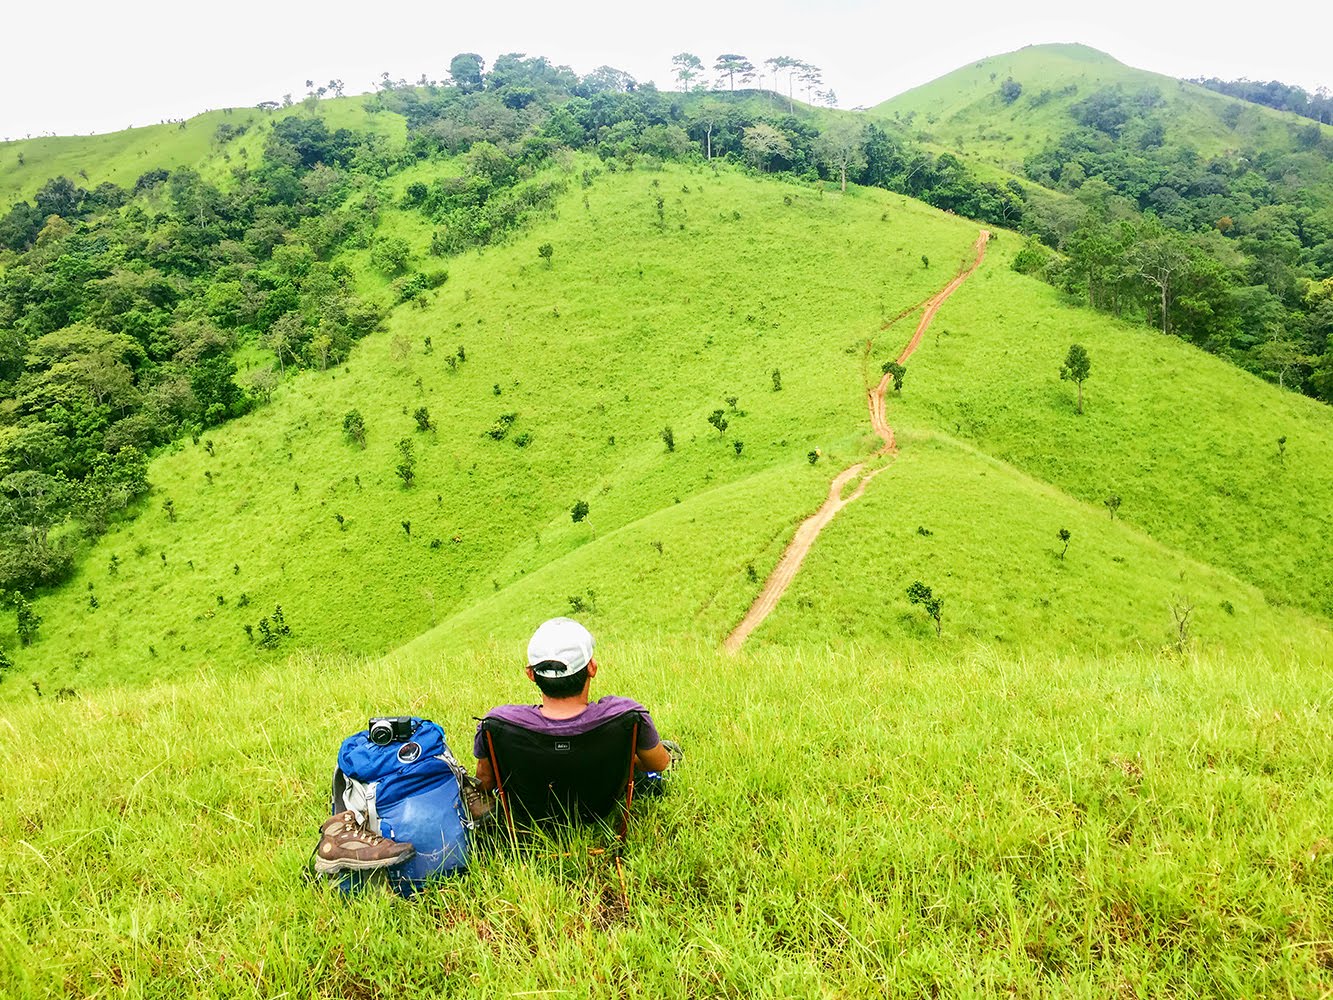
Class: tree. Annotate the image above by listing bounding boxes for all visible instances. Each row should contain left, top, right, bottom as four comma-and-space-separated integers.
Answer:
343, 409, 366, 447
797, 63, 823, 104
765, 56, 804, 112
1104, 494, 1122, 519
691, 101, 726, 161
1060, 344, 1091, 414
14, 592, 41, 646
371, 237, 411, 277
1057, 527, 1071, 559
538, 243, 554, 269
571, 500, 591, 534
906, 580, 943, 636
413, 406, 434, 432
881, 360, 906, 392
818, 120, 866, 193
449, 53, 485, 93
395, 438, 415, 487
265, 312, 305, 376
1131, 229, 1190, 336
707, 409, 728, 435
741, 124, 792, 172
672, 53, 704, 91
713, 54, 755, 91
660, 426, 675, 452
999, 78, 1023, 104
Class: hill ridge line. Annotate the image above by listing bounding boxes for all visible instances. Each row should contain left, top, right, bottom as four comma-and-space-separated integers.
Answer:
724, 231, 990, 652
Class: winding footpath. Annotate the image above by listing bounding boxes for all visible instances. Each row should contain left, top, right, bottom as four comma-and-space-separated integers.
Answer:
724, 230, 990, 653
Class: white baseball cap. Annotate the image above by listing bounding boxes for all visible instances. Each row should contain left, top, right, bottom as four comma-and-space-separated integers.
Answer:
527, 617, 595, 677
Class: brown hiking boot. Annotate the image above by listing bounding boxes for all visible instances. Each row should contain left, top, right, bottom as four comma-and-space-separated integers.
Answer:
460, 773, 494, 824
314, 810, 415, 874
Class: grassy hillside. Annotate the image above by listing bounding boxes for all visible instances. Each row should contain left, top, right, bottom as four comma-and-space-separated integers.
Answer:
4, 641, 1333, 996
8, 154, 1333, 696
0, 99, 406, 203
10, 163, 976, 692
872, 43, 1331, 180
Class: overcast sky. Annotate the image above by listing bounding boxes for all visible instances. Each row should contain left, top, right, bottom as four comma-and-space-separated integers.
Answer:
2, 0, 1330, 140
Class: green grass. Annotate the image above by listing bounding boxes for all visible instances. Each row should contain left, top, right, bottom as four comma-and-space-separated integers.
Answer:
758, 432, 1332, 659
3, 641, 1333, 996
884, 241, 1333, 620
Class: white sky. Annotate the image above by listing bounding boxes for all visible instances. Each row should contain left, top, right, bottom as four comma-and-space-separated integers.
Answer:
1, 0, 1330, 140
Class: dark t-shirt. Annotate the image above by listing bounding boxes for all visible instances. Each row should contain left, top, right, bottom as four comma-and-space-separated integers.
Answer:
472, 695, 661, 759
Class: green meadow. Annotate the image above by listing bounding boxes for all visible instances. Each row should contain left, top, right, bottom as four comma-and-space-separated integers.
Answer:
4, 643, 1333, 997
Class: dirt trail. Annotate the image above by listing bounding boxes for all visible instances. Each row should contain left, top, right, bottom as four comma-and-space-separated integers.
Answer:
724, 230, 989, 653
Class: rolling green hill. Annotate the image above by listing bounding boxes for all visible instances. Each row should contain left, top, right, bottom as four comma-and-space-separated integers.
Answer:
9, 154, 1331, 698
872, 43, 1331, 181
0, 100, 406, 204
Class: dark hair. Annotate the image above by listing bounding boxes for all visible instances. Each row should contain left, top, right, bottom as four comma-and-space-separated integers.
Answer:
530, 662, 589, 698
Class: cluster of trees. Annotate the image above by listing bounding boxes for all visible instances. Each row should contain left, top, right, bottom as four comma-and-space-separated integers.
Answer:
1014, 84, 1333, 401
1192, 77, 1333, 126
0, 115, 390, 594
670, 54, 835, 109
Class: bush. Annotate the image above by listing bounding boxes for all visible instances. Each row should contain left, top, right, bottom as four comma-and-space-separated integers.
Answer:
395, 438, 416, 487
343, 410, 367, 447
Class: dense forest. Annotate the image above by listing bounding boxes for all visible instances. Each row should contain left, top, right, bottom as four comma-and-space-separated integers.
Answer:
1191, 77, 1333, 125
0, 52, 1330, 608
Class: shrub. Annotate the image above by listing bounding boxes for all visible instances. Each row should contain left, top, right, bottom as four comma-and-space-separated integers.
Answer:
708, 409, 728, 435
395, 438, 416, 487
661, 426, 675, 452
906, 581, 943, 636
413, 406, 434, 432
343, 409, 367, 448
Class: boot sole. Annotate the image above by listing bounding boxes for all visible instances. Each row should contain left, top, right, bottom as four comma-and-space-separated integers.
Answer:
314, 849, 414, 875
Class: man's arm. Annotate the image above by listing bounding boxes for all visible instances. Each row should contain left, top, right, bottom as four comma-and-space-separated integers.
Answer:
636, 742, 671, 773
474, 756, 496, 791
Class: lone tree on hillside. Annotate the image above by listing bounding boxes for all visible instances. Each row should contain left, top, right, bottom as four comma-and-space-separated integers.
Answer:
660, 426, 675, 452
1060, 343, 1091, 414
1057, 527, 1071, 559
708, 409, 729, 435
572, 500, 593, 536
906, 581, 943, 636
1104, 493, 1122, 520
882, 360, 906, 392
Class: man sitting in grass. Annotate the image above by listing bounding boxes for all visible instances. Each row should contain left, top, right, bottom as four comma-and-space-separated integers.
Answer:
472, 617, 679, 811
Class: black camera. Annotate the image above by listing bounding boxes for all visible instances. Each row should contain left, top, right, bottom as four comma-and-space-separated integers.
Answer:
368, 716, 416, 746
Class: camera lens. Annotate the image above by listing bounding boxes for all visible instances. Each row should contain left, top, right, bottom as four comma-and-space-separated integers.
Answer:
368, 720, 393, 746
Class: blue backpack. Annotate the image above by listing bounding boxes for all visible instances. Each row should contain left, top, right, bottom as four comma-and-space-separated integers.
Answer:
329, 717, 471, 897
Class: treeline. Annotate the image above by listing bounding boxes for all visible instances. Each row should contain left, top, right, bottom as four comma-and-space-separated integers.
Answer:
369, 53, 1022, 239
0, 115, 386, 592
1192, 77, 1333, 126
1011, 83, 1333, 401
